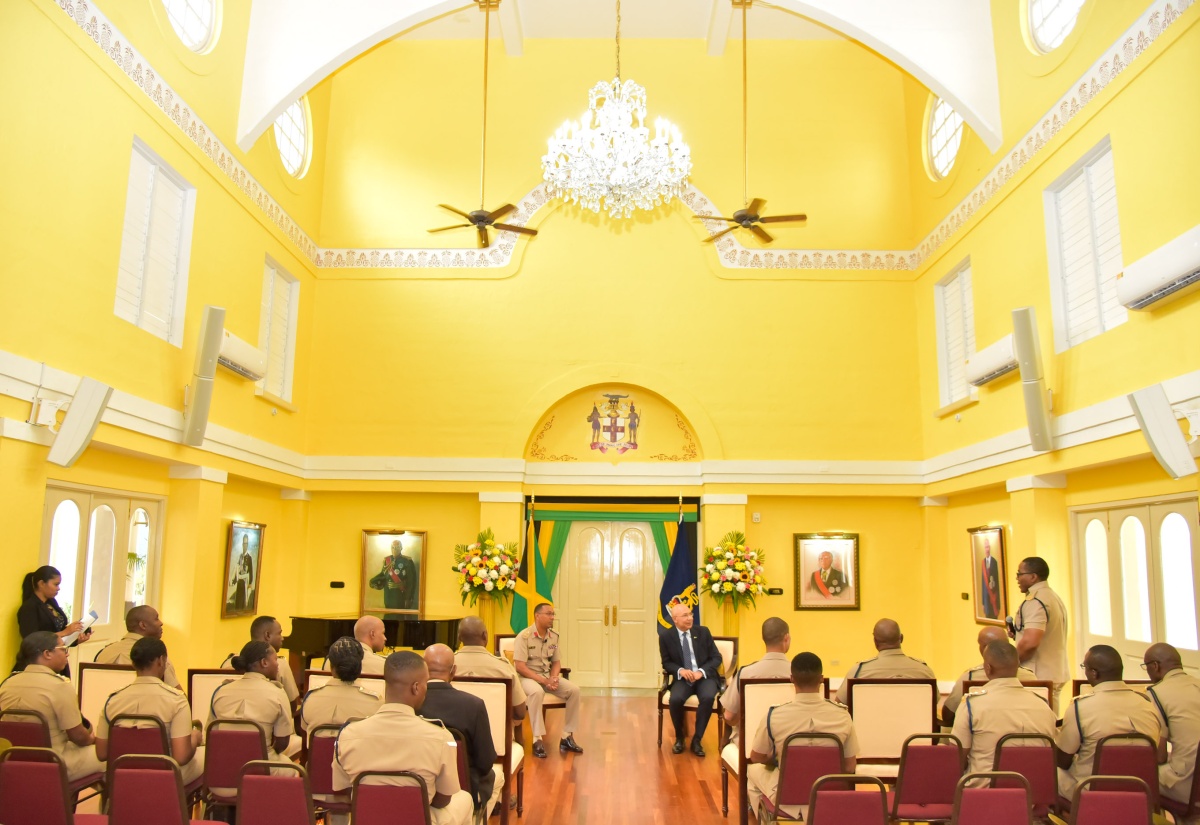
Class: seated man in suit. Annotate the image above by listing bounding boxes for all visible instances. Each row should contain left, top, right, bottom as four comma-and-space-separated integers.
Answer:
94, 605, 181, 689
660, 603, 723, 757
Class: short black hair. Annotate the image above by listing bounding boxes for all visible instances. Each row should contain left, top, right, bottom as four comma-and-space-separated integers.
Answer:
762, 618, 789, 645
385, 650, 426, 681
15, 631, 58, 671
130, 637, 168, 670
250, 615, 278, 640
1020, 557, 1050, 581
231, 640, 273, 673
534, 603, 554, 616
328, 636, 364, 682
791, 652, 823, 686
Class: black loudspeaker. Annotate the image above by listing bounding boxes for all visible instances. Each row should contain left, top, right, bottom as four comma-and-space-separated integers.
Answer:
1012, 307, 1053, 452
46, 377, 113, 468
181, 305, 225, 447
1128, 384, 1198, 480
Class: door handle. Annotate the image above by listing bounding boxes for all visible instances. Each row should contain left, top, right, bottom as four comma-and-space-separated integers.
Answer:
604, 606, 609, 627
611, 605, 617, 625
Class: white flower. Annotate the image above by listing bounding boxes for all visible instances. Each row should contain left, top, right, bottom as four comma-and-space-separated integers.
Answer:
462, 583, 471, 593
756, 585, 764, 594
705, 564, 715, 573
748, 551, 757, 559
484, 580, 495, 591
499, 564, 510, 576
736, 582, 747, 593
507, 580, 516, 589
489, 569, 499, 580
712, 583, 722, 593
725, 552, 734, 560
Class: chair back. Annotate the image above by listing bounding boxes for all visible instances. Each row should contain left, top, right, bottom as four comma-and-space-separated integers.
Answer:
892, 733, 964, 808
846, 679, 938, 761
495, 634, 516, 663
0, 709, 51, 748
239, 759, 316, 825
993, 732, 1057, 816
78, 661, 138, 729
775, 732, 845, 806
307, 723, 342, 795
964, 679, 1053, 706
952, 772, 1032, 825
453, 676, 514, 763
739, 679, 797, 759
1092, 733, 1159, 809
187, 668, 239, 729
107, 713, 170, 758
713, 636, 739, 680
0, 747, 73, 825
807, 774, 888, 825
108, 753, 188, 825
448, 727, 471, 796
352, 770, 433, 825
1071, 679, 1153, 698
1071, 775, 1153, 825
304, 670, 385, 696
203, 718, 269, 790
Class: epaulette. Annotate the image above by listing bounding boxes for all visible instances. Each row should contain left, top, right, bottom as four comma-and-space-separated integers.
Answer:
852, 658, 877, 677
966, 687, 987, 698
907, 655, 929, 665
826, 698, 849, 710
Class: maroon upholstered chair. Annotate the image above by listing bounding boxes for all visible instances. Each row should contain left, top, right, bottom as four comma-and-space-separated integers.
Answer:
306, 723, 352, 819
1091, 732, 1160, 811
0, 715, 104, 808
759, 732, 846, 823
1161, 746, 1200, 822
951, 771, 1032, 825
351, 770, 433, 825
886, 733, 964, 822
1070, 775, 1153, 825
106, 753, 206, 825
0, 746, 106, 825
200, 718, 269, 818
806, 774, 888, 825
238, 759, 315, 825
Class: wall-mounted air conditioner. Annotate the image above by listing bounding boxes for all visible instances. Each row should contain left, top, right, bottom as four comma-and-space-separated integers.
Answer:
218, 329, 267, 381
1117, 224, 1200, 310
965, 334, 1018, 387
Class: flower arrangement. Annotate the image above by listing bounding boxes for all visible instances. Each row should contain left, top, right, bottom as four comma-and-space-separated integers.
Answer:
699, 531, 768, 611
453, 528, 520, 606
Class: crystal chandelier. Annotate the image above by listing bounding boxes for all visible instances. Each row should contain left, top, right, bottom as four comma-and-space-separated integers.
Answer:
540, 0, 691, 219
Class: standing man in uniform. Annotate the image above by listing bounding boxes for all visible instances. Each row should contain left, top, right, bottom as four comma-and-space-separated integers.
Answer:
1144, 642, 1200, 809
1056, 644, 1161, 798
454, 615, 528, 730
1009, 556, 1069, 712
660, 602, 723, 757
353, 615, 388, 676
723, 617, 792, 740
513, 603, 583, 759
835, 619, 935, 705
222, 615, 300, 710
747, 652, 858, 819
94, 605, 181, 689
96, 637, 204, 784
942, 626, 1039, 726
951, 640, 1057, 782
333, 651, 473, 825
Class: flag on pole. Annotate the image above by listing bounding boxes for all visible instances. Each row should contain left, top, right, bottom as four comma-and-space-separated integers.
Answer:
511, 516, 537, 632
658, 514, 697, 629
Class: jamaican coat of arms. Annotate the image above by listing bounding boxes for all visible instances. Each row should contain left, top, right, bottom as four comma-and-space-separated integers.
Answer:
587, 393, 640, 454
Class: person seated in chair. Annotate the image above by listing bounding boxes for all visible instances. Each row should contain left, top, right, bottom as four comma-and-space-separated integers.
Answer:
96, 637, 204, 784
660, 603, 723, 757
353, 616, 388, 675
1144, 642, 1200, 811
835, 618, 935, 705
942, 626, 1038, 727
513, 603, 583, 758
723, 617, 792, 746
94, 605, 181, 689
211, 640, 300, 762
0, 631, 104, 781
747, 652, 858, 819
220, 615, 300, 710
300, 635, 382, 732
454, 615, 528, 740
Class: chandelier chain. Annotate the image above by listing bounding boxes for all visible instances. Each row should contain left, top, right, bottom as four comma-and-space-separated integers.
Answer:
480, 0, 491, 210
742, 0, 748, 207
615, 0, 621, 80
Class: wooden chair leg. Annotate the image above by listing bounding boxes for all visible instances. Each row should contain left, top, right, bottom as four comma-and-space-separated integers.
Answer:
657, 703, 664, 746
722, 769, 729, 816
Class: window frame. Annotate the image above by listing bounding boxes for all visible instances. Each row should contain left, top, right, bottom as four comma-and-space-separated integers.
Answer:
925, 95, 965, 182
933, 259, 977, 410
161, 0, 219, 54
257, 257, 300, 405
1027, 0, 1087, 55
272, 98, 313, 180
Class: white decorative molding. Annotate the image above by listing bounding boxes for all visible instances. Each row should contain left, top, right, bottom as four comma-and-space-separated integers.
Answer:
703, 459, 924, 485
280, 488, 311, 501
49, 0, 1195, 274
479, 492, 525, 503
1005, 473, 1067, 492
700, 494, 748, 505
523, 462, 703, 488
168, 464, 228, 484
920, 496, 949, 507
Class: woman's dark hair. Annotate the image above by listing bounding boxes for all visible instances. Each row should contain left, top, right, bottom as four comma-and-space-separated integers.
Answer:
14, 631, 59, 671
231, 640, 273, 674
21, 565, 61, 601
327, 636, 364, 682
130, 637, 168, 670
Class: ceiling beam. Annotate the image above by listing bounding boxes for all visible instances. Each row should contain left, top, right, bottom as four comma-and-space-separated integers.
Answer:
706, 0, 733, 57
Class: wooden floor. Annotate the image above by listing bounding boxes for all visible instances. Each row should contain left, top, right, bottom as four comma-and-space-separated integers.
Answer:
514, 691, 733, 825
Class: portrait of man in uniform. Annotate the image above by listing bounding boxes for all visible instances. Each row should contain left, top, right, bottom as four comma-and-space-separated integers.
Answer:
222, 521, 264, 618
362, 529, 426, 615
795, 533, 859, 610
969, 525, 1007, 626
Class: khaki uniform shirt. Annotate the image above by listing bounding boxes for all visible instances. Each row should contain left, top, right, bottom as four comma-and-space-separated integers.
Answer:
836, 648, 936, 705
722, 652, 792, 717
1148, 668, 1200, 797
300, 680, 382, 732
359, 641, 386, 676
97, 675, 193, 740
944, 663, 1039, 718
455, 645, 527, 706
951, 677, 1058, 779
210, 672, 294, 742
0, 664, 84, 752
1056, 680, 1161, 794
332, 703, 461, 800
95, 633, 180, 689
220, 651, 300, 703
750, 693, 859, 761
1015, 581, 1070, 688
513, 626, 560, 678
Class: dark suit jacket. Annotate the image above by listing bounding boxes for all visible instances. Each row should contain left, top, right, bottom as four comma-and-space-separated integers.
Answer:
809, 568, 847, 595
419, 681, 497, 806
660, 625, 723, 680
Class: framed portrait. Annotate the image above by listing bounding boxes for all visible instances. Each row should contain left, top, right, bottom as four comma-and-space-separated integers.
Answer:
969, 525, 1007, 626
362, 529, 426, 616
795, 533, 859, 610
222, 521, 264, 619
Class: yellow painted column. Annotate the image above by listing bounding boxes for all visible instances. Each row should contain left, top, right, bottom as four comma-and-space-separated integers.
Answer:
279, 490, 311, 614
919, 496, 955, 673
1007, 474, 1073, 658
479, 492, 524, 637
0, 432, 53, 667
700, 496, 748, 640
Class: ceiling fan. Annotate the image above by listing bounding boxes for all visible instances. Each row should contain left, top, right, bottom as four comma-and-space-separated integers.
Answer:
428, 0, 536, 249
697, 0, 807, 245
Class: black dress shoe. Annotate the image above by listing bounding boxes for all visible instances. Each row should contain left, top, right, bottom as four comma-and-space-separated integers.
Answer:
672, 739, 685, 754
559, 735, 584, 754
532, 740, 547, 758
691, 739, 706, 758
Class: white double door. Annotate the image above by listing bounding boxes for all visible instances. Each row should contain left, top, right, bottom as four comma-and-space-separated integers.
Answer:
556, 522, 663, 689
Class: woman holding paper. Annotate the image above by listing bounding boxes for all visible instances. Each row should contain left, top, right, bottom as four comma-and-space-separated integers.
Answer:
17, 565, 92, 675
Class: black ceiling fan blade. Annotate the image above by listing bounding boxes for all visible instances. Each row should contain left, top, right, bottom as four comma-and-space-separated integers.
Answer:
758, 213, 808, 224
702, 225, 740, 243
746, 197, 766, 217
492, 223, 537, 236
486, 203, 517, 222
477, 226, 490, 249
693, 215, 742, 224
749, 224, 774, 244
438, 203, 474, 220
428, 224, 472, 233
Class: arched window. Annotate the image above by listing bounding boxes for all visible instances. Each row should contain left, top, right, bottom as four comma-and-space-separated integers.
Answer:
48, 500, 81, 620
126, 508, 152, 611
927, 97, 964, 180
162, 0, 218, 53
1083, 518, 1111, 637
1028, 0, 1086, 53
273, 99, 312, 179
1160, 513, 1198, 650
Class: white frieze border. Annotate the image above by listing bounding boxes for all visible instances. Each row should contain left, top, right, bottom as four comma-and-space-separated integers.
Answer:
50, 0, 1193, 273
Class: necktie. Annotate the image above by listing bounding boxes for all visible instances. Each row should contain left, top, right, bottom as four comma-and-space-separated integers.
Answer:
682, 631, 697, 672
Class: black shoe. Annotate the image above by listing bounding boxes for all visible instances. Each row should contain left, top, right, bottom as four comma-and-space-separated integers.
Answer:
672, 738, 685, 754
691, 739, 706, 758
559, 735, 584, 754
532, 740, 547, 758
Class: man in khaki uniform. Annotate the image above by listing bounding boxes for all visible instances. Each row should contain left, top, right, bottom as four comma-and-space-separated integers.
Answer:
1011, 556, 1069, 712
221, 615, 300, 707
96, 637, 204, 784
747, 652, 858, 819
353, 615, 388, 676
0, 631, 103, 781
722, 617, 791, 742
1056, 644, 1160, 798
1144, 642, 1200, 808
454, 616, 528, 725
513, 603, 582, 758
942, 626, 1039, 726
94, 605, 180, 689
951, 640, 1057, 783
300, 636, 382, 732
333, 651, 473, 825
835, 618, 936, 705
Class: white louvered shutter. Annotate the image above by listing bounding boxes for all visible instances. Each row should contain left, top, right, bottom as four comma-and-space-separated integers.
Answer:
259, 263, 297, 401
937, 266, 975, 407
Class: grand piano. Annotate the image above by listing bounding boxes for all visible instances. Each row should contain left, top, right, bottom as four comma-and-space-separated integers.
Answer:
284, 614, 461, 668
